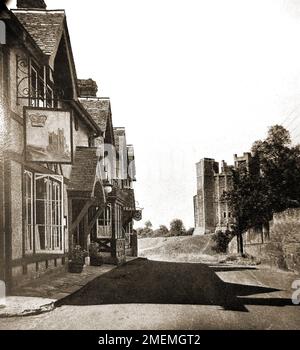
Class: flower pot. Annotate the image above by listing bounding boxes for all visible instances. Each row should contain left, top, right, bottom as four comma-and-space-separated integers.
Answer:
90, 256, 103, 266
68, 262, 84, 273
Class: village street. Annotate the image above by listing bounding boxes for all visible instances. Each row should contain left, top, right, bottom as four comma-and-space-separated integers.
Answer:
0, 258, 299, 330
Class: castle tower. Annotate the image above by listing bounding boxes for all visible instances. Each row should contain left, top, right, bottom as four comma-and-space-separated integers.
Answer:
194, 158, 219, 235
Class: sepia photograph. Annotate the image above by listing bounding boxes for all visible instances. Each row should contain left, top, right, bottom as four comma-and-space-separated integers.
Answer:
0, 0, 299, 344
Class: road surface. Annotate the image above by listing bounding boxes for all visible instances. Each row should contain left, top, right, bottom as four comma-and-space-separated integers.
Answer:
0, 258, 299, 330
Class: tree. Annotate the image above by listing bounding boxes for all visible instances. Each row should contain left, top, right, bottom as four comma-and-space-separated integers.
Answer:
169, 219, 186, 236
158, 225, 169, 236
251, 125, 300, 211
136, 221, 154, 238
144, 221, 153, 229
224, 125, 300, 254
152, 225, 169, 237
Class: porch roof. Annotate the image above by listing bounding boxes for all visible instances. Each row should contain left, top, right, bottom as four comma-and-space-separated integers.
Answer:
67, 147, 105, 203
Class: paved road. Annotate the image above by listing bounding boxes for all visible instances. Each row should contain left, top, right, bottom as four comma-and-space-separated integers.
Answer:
0, 259, 299, 330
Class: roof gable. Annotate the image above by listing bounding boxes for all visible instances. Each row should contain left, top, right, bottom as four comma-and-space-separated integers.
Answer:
12, 8, 78, 99
12, 9, 65, 57
79, 98, 115, 144
68, 147, 105, 202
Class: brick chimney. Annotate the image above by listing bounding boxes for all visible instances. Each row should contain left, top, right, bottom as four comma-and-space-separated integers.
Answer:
77, 79, 98, 97
17, 0, 47, 9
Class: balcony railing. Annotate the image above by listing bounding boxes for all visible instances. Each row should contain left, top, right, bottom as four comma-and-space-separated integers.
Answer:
16, 55, 64, 108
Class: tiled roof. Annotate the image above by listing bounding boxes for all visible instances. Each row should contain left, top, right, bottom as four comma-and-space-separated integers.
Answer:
12, 9, 65, 56
68, 147, 101, 196
79, 98, 111, 134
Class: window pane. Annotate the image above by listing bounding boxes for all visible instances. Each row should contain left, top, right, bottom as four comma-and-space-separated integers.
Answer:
36, 178, 46, 199
24, 171, 33, 253
35, 175, 64, 252
36, 200, 45, 225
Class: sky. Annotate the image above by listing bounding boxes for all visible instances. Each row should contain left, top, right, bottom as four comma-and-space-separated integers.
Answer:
8, 0, 300, 229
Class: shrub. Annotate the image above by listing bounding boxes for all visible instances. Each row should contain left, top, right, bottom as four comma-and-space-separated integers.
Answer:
186, 228, 195, 236
70, 245, 88, 265
212, 230, 233, 253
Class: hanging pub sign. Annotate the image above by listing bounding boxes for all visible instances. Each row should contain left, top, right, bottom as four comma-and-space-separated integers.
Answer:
133, 209, 142, 221
24, 107, 73, 164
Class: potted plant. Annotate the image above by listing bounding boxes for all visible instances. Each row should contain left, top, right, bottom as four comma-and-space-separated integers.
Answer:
68, 245, 88, 273
89, 242, 103, 266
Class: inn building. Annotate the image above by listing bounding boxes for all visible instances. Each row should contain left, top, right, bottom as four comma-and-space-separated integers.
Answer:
0, 0, 141, 291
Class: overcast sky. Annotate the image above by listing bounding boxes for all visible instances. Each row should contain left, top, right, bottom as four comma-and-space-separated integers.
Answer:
9, 0, 300, 228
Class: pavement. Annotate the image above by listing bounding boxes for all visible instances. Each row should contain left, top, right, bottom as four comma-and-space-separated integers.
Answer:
0, 263, 119, 318
0, 257, 299, 329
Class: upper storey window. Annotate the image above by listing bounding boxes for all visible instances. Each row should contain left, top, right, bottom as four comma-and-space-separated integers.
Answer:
16, 55, 57, 108
30, 62, 55, 108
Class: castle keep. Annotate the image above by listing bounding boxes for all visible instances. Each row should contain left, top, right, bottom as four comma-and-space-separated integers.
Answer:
193, 153, 252, 235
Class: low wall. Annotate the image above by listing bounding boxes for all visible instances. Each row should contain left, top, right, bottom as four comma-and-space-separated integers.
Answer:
11, 257, 67, 290
125, 234, 138, 257
228, 208, 300, 273
268, 209, 300, 272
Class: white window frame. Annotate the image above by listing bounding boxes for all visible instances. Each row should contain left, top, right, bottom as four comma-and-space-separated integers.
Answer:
24, 170, 34, 254
46, 84, 54, 108
97, 204, 112, 238
30, 65, 38, 107
34, 173, 64, 254
115, 204, 123, 239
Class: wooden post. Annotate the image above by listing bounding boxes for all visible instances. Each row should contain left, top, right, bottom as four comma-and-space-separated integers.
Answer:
111, 202, 116, 260
4, 158, 12, 293
0, 148, 4, 282
68, 197, 73, 256
131, 233, 138, 257
69, 200, 93, 234
84, 213, 89, 251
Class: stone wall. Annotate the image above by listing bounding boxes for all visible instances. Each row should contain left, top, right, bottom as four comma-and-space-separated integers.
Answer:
267, 209, 300, 272
11, 257, 67, 289
228, 208, 300, 273
125, 233, 138, 257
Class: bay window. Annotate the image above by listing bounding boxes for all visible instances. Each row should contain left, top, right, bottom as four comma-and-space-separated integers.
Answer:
115, 204, 123, 239
24, 171, 34, 253
35, 174, 64, 253
24, 171, 64, 254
